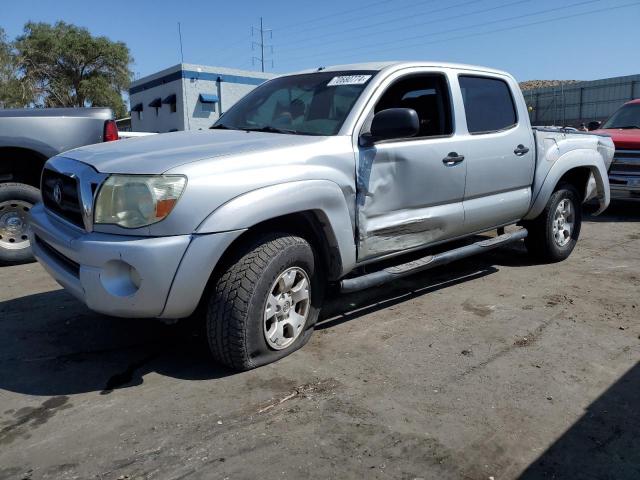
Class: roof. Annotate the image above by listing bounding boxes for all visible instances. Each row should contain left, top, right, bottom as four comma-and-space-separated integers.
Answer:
130, 63, 275, 89
292, 61, 511, 77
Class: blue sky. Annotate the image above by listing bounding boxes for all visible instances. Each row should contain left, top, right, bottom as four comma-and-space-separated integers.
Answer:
3, 0, 639, 82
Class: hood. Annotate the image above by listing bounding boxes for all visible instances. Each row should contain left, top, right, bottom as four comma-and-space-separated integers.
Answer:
592, 128, 640, 150
62, 129, 326, 174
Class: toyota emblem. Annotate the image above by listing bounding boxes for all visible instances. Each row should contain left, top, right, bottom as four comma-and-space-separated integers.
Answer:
53, 181, 63, 206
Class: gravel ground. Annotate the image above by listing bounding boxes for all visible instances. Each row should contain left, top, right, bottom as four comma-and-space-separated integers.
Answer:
0, 203, 638, 480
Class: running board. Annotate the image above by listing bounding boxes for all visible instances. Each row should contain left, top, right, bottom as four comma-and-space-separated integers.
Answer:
340, 228, 528, 294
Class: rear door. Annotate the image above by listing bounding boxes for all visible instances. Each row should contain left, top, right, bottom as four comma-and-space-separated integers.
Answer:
455, 73, 535, 232
354, 69, 468, 261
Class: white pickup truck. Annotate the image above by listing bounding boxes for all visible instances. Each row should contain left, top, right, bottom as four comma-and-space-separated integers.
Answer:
30, 62, 614, 370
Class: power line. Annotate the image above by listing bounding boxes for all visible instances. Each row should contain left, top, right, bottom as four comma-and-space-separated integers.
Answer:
275, 0, 442, 41
275, 0, 527, 54
271, 0, 396, 32
280, 0, 607, 65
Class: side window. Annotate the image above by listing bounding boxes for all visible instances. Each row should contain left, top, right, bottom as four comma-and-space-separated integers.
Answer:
373, 74, 453, 138
459, 76, 517, 134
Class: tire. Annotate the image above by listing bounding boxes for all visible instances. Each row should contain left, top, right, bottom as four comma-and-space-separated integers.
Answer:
206, 233, 324, 371
0, 183, 41, 265
524, 183, 582, 262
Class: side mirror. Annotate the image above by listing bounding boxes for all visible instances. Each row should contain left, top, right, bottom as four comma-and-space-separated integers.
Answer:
360, 108, 420, 146
587, 121, 601, 131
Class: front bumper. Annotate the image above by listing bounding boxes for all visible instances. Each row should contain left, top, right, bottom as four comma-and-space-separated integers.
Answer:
29, 203, 243, 319
609, 149, 640, 201
609, 174, 640, 200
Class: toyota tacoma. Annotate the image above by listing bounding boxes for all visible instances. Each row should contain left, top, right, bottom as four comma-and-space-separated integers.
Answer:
29, 62, 614, 370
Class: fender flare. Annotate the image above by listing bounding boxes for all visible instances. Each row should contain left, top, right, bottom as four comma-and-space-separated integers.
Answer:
196, 179, 357, 277
524, 149, 610, 220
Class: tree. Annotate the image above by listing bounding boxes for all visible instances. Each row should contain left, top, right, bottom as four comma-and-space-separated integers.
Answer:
14, 22, 132, 118
0, 27, 31, 108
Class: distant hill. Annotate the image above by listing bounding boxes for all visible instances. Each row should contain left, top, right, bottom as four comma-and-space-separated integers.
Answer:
519, 80, 580, 91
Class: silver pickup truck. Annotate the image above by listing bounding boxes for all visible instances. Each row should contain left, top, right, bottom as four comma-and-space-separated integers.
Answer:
29, 62, 614, 371
0, 107, 117, 263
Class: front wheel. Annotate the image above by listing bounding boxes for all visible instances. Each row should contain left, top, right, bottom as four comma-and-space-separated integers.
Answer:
206, 233, 323, 371
524, 183, 582, 262
0, 183, 41, 265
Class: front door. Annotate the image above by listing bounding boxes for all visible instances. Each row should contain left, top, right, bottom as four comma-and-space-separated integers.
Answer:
356, 71, 467, 261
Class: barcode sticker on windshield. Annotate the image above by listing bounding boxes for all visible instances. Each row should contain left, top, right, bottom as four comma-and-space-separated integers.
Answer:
327, 75, 372, 86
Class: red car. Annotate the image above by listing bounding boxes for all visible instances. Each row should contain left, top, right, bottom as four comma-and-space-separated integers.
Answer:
592, 99, 640, 200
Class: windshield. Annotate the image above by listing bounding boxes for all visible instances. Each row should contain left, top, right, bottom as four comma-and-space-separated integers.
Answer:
602, 103, 640, 129
212, 70, 376, 136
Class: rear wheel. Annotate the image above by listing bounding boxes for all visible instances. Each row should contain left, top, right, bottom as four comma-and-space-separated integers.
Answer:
206, 232, 323, 371
0, 183, 40, 264
525, 183, 582, 262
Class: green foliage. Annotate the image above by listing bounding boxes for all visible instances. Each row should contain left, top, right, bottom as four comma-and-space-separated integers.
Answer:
0, 27, 31, 108
11, 21, 132, 117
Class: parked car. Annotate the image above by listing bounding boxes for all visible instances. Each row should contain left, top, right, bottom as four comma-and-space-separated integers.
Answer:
590, 99, 640, 200
0, 107, 118, 263
29, 62, 614, 370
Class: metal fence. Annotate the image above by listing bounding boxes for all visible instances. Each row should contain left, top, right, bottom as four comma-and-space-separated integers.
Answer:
523, 74, 640, 127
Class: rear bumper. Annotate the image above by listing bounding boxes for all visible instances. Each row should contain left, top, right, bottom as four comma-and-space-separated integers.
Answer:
29, 203, 243, 319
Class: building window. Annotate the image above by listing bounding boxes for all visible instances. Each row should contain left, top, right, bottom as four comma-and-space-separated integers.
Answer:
199, 93, 218, 114
131, 103, 143, 119
148, 98, 162, 116
162, 94, 177, 114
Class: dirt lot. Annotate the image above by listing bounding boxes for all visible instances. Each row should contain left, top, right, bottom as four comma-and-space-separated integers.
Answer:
1, 204, 638, 480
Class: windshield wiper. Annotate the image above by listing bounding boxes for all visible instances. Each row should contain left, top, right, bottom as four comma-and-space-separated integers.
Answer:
609, 125, 640, 129
241, 126, 299, 135
210, 123, 232, 130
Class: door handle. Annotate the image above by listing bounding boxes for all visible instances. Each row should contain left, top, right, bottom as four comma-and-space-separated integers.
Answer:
514, 145, 530, 156
442, 152, 465, 166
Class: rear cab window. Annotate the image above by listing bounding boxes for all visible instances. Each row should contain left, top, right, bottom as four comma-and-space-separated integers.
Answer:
459, 75, 517, 134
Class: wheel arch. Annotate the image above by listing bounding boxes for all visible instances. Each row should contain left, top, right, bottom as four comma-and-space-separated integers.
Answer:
196, 180, 357, 279
525, 149, 610, 220
0, 146, 49, 187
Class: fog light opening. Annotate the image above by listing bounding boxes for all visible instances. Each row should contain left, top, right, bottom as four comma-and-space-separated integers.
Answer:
100, 260, 142, 297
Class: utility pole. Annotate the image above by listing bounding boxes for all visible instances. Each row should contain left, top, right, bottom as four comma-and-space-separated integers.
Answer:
252, 17, 273, 72
177, 22, 184, 63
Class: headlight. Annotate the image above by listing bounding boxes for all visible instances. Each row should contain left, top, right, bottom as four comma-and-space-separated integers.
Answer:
94, 175, 187, 228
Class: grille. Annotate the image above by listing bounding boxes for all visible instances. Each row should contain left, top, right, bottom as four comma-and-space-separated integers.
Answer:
34, 235, 80, 277
41, 169, 84, 228
610, 149, 640, 176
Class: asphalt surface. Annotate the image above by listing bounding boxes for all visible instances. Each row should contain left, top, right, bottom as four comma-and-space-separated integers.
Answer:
0, 203, 638, 480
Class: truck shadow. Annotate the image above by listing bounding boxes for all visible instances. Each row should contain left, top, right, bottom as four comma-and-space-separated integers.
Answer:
518, 361, 640, 480
0, 259, 503, 397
